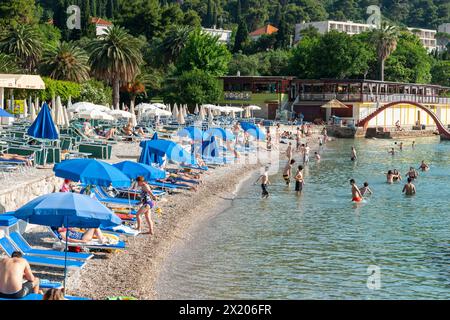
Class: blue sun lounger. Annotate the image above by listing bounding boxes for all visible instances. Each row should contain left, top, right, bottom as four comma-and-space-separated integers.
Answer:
9, 232, 93, 262
0, 293, 90, 300
0, 237, 85, 270
48, 228, 126, 251
92, 187, 140, 206
148, 181, 191, 190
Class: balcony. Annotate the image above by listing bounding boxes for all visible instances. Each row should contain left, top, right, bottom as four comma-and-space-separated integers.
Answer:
298, 93, 450, 105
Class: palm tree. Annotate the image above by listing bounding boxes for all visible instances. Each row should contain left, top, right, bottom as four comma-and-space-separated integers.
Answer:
41, 42, 90, 83
87, 26, 143, 109
371, 24, 399, 81
159, 26, 192, 64
0, 25, 42, 73
0, 53, 20, 73
121, 70, 161, 107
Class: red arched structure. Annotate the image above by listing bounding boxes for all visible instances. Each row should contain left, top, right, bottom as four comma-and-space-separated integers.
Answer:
357, 101, 450, 140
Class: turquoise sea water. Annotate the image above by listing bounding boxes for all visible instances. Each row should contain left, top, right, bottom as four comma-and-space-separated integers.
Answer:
157, 137, 450, 299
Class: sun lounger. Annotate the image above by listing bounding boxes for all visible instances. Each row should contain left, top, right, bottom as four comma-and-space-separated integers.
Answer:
180, 164, 209, 171
92, 187, 141, 206
9, 232, 93, 261
39, 279, 63, 289
101, 224, 140, 236
0, 293, 90, 300
48, 228, 126, 251
0, 237, 85, 270
148, 181, 191, 190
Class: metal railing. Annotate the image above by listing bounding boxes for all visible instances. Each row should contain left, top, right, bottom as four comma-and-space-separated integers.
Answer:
298, 93, 450, 105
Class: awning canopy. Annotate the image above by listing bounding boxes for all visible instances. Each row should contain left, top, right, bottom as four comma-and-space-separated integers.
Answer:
320, 99, 349, 109
0, 74, 45, 90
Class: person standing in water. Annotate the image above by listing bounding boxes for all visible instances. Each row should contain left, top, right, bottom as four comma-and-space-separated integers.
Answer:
255, 167, 271, 199
388, 147, 395, 155
402, 177, 416, 195
350, 179, 364, 202
412, 141, 415, 149
303, 143, 310, 164
283, 159, 296, 186
359, 182, 373, 196
285, 142, 293, 160
406, 167, 419, 180
294, 165, 304, 195
351, 147, 357, 161
399, 142, 403, 151
418, 160, 429, 172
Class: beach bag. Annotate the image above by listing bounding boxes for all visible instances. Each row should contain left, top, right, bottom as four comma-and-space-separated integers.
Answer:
68, 246, 82, 253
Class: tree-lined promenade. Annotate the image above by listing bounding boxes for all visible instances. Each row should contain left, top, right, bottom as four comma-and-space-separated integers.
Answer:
0, 0, 448, 109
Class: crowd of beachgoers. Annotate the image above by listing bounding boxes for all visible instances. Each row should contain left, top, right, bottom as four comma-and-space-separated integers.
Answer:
0, 104, 329, 300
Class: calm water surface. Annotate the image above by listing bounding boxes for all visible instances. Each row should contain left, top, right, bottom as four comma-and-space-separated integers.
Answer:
157, 137, 450, 299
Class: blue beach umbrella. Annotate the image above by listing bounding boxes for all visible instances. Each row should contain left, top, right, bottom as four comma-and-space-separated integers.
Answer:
13, 192, 121, 228
201, 136, 220, 158
13, 192, 122, 289
113, 161, 166, 180
0, 109, 13, 118
139, 139, 196, 165
177, 126, 204, 141
27, 103, 59, 140
139, 132, 165, 166
240, 122, 266, 141
203, 128, 235, 141
54, 159, 131, 187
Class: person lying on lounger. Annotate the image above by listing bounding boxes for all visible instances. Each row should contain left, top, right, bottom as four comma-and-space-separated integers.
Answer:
0, 251, 42, 299
123, 123, 146, 137
155, 177, 198, 191
0, 152, 33, 166
57, 228, 109, 244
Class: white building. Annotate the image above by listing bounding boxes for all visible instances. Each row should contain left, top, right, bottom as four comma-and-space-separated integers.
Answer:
295, 20, 437, 52
407, 27, 436, 52
91, 17, 113, 37
438, 23, 450, 34
202, 26, 232, 44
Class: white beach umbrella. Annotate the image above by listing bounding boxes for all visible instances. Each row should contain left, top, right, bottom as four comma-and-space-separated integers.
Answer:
198, 106, 205, 121
55, 96, 65, 126
247, 105, 262, 110
130, 101, 137, 127
144, 108, 172, 117
108, 109, 132, 119
23, 100, 28, 118
172, 104, 179, 119
62, 105, 70, 128
152, 103, 167, 109
29, 102, 36, 121
207, 107, 214, 121
183, 104, 188, 117
78, 109, 115, 121
34, 97, 40, 114
51, 94, 56, 119
194, 104, 199, 114
177, 107, 185, 125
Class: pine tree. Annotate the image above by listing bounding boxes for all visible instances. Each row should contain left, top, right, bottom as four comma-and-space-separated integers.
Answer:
236, 0, 242, 22
91, 0, 97, 18
275, 14, 289, 49
213, 3, 218, 27
274, 3, 282, 27
106, 0, 114, 19
206, 0, 213, 27
233, 17, 249, 53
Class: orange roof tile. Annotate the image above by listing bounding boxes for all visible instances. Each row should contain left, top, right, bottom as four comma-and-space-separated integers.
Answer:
90, 17, 113, 26
249, 24, 279, 37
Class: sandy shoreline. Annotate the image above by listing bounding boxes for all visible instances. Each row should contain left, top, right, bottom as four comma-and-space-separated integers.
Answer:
12, 126, 324, 300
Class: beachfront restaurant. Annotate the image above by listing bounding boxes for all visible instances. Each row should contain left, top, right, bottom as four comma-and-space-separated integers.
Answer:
218, 76, 294, 120
292, 79, 450, 128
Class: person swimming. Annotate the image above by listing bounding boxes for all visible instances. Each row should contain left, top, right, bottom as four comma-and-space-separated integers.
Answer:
351, 147, 357, 161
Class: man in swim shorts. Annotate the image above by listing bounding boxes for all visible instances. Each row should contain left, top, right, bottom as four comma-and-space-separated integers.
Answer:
283, 159, 295, 186
402, 177, 416, 196
0, 252, 41, 299
350, 179, 364, 202
418, 160, 429, 172
294, 165, 304, 195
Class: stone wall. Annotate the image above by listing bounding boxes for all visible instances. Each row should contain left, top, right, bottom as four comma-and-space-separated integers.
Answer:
0, 171, 61, 212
